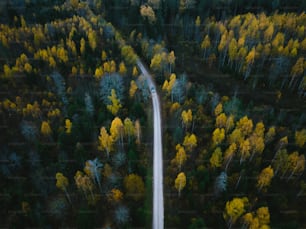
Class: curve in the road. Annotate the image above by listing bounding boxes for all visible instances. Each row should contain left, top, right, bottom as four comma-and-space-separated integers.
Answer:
136, 59, 164, 229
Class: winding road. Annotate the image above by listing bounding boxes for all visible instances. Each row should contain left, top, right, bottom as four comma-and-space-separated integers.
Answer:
136, 59, 164, 229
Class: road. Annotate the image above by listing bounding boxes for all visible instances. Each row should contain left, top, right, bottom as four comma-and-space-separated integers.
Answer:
136, 59, 164, 229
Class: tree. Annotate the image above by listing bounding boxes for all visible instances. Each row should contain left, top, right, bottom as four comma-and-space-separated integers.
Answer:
244, 47, 256, 80
228, 128, 244, 145
239, 139, 251, 164
212, 128, 225, 146
223, 197, 249, 228
121, 45, 137, 65
129, 80, 138, 98
135, 119, 141, 144
265, 126, 275, 143
94, 66, 104, 79
287, 152, 305, 180
201, 35, 211, 59
108, 188, 123, 203
55, 172, 71, 204
124, 118, 135, 142
295, 129, 306, 148
132, 66, 138, 77
98, 127, 113, 158
214, 103, 223, 116
100, 73, 124, 104
84, 93, 94, 116
216, 113, 227, 128
110, 117, 124, 144
243, 206, 270, 228
168, 51, 176, 72
181, 109, 192, 129
107, 89, 122, 115
290, 57, 304, 88
114, 205, 129, 225
254, 121, 265, 138
65, 119, 72, 134
236, 116, 253, 136
124, 174, 145, 201
249, 134, 265, 161
224, 143, 237, 171
214, 171, 227, 196
84, 158, 103, 193
210, 147, 223, 168
162, 73, 176, 95
257, 166, 274, 191
41, 121, 52, 136
172, 144, 187, 170
140, 4, 156, 24
175, 172, 186, 197
264, 24, 274, 42
74, 170, 95, 201
228, 38, 238, 66
88, 29, 97, 51
256, 207, 270, 226
183, 133, 197, 152
118, 62, 127, 75
150, 53, 163, 72
226, 115, 235, 133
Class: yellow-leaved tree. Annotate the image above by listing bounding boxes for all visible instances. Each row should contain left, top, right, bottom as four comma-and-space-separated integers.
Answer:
257, 165, 274, 191
110, 117, 124, 144
295, 129, 306, 148
107, 89, 122, 115
108, 188, 123, 203
171, 144, 187, 170
65, 119, 72, 134
181, 109, 192, 129
175, 172, 186, 197
242, 206, 270, 228
55, 172, 71, 203
183, 133, 197, 152
98, 127, 113, 158
129, 80, 138, 98
41, 121, 52, 136
223, 197, 249, 228
212, 128, 225, 146
124, 118, 135, 143
210, 147, 223, 168
124, 174, 145, 201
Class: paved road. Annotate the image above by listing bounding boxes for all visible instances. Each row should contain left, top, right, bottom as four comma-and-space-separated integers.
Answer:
136, 59, 164, 229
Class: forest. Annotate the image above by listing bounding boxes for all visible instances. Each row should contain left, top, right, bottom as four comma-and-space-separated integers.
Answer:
0, 0, 305, 228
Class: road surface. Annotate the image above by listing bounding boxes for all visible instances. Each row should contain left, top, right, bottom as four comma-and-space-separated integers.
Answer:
136, 59, 164, 229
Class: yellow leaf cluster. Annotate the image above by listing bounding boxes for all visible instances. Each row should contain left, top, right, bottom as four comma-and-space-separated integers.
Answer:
183, 133, 197, 151
140, 5, 156, 24
210, 147, 223, 168
129, 80, 138, 98
223, 197, 249, 223
257, 166, 274, 191
175, 172, 186, 195
65, 119, 72, 134
124, 173, 145, 201
212, 128, 225, 146
107, 89, 122, 115
108, 188, 123, 203
41, 121, 52, 136
110, 117, 124, 142
295, 129, 306, 148
98, 127, 113, 157
56, 172, 69, 191
181, 109, 192, 126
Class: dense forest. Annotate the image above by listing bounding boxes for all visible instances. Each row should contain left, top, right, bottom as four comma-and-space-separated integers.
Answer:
0, 0, 305, 228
